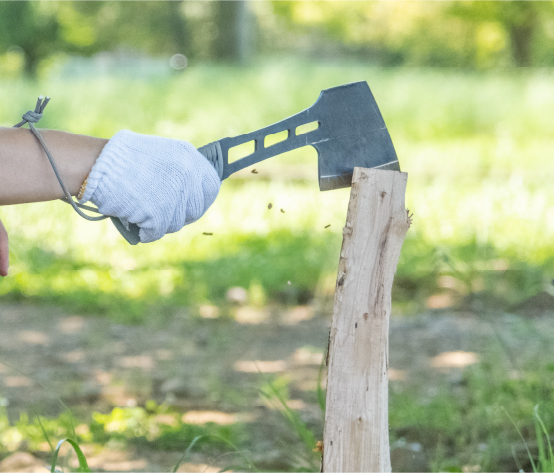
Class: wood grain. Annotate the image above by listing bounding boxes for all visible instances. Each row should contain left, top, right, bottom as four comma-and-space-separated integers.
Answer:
323, 168, 410, 473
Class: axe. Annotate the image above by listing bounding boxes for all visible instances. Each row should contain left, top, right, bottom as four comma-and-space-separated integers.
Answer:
113, 81, 400, 244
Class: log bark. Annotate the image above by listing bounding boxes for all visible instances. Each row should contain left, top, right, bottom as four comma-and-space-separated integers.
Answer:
322, 167, 410, 473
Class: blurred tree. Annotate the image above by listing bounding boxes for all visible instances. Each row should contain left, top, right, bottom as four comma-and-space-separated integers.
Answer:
213, 1, 252, 62
0, 1, 192, 77
448, 1, 552, 66
2, 0, 552, 74
98, 1, 190, 56
270, 1, 475, 66
270, 0, 554, 67
0, 2, 58, 76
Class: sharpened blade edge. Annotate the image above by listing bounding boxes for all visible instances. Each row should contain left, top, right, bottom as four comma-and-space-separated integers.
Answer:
319, 160, 401, 191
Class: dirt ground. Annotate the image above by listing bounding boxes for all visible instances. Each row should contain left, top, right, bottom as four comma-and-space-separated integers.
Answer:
1, 295, 554, 472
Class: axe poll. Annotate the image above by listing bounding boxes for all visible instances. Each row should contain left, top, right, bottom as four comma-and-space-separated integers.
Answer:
114, 81, 400, 244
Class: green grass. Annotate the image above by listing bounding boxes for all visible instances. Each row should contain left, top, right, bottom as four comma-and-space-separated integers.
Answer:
391, 362, 554, 472
1, 64, 553, 321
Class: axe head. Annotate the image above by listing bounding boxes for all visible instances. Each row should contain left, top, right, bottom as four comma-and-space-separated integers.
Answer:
310, 81, 400, 191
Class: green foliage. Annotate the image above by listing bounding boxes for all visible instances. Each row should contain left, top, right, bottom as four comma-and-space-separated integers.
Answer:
86, 403, 248, 456
2, 1, 554, 77
0, 409, 75, 454
0, 2, 58, 76
171, 435, 204, 473
0, 2, 192, 77
0, 403, 252, 469
447, 1, 554, 67
270, 1, 554, 67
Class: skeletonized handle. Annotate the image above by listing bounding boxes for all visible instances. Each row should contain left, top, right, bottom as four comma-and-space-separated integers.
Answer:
198, 103, 324, 181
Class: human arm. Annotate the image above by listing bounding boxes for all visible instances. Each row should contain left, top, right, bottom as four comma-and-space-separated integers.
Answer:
0, 127, 108, 205
0, 126, 107, 276
0, 126, 220, 276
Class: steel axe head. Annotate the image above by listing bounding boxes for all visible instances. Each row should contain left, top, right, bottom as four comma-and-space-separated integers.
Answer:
199, 81, 400, 191
310, 81, 400, 190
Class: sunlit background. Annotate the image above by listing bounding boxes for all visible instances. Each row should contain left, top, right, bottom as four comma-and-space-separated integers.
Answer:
1, 2, 554, 472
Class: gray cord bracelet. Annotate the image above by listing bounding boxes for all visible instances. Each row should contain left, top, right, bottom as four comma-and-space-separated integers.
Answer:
14, 96, 109, 222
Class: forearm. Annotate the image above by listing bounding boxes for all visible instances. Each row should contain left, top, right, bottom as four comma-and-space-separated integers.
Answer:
0, 127, 108, 205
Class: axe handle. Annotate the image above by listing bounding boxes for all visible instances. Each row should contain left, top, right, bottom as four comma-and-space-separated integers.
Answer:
199, 105, 323, 181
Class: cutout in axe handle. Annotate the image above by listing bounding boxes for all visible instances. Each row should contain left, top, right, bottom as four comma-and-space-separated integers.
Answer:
198, 80, 400, 192
197, 107, 321, 184
209, 107, 322, 181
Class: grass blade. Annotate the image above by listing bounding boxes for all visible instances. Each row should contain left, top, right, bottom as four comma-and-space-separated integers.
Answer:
38, 416, 54, 453
534, 404, 554, 472
50, 438, 90, 473
259, 375, 320, 471
316, 351, 326, 422
502, 406, 537, 473
171, 435, 205, 473
203, 450, 255, 473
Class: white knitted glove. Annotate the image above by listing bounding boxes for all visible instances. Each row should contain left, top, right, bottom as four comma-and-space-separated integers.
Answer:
79, 130, 221, 243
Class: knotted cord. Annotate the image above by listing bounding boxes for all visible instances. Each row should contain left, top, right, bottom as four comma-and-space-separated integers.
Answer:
13, 96, 108, 221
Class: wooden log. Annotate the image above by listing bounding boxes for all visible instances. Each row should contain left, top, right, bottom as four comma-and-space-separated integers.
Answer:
322, 167, 410, 473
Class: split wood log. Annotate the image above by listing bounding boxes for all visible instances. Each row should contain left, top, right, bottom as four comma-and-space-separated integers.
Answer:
322, 167, 410, 473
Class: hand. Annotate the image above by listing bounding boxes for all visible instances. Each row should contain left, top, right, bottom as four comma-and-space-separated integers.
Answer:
0, 217, 8, 277
83, 130, 221, 243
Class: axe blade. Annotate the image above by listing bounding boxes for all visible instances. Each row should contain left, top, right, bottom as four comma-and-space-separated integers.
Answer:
198, 81, 399, 191
312, 81, 400, 191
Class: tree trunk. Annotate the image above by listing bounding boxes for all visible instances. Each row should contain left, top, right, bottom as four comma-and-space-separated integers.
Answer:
509, 23, 534, 67
213, 0, 251, 63
507, 3, 537, 67
166, 1, 189, 54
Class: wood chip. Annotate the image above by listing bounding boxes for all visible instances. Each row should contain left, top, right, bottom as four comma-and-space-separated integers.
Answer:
251, 169, 258, 174
202, 232, 213, 236
325, 224, 331, 228
268, 203, 273, 209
